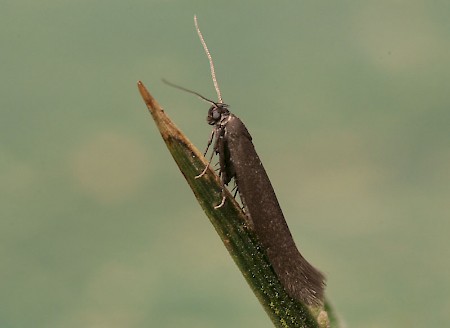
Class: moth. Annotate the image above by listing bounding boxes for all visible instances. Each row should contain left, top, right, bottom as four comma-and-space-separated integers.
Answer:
166, 16, 325, 306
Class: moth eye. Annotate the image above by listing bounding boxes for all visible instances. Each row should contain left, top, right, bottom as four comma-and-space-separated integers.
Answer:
212, 110, 221, 120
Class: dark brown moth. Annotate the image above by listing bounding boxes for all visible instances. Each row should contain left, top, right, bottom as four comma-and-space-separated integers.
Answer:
167, 16, 325, 306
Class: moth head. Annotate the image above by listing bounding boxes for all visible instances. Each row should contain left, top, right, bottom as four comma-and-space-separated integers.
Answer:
207, 103, 229, 125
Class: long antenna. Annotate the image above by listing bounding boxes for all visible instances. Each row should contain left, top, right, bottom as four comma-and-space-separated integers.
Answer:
194, 15, 223, 103
162, 79, 218, 106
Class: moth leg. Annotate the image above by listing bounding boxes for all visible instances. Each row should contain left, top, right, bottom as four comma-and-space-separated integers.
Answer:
196, 129, 218, 179
212, 162, 220, 173
214, 190, 226, 209
229, 183, 240, 199
195, 148, 215, 179
203, 129, 215, 156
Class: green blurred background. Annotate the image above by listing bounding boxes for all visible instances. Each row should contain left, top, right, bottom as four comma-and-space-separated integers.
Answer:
1, 1, 449, 327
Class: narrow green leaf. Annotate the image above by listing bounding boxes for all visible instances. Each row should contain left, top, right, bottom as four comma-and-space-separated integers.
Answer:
138, 81, 338, 328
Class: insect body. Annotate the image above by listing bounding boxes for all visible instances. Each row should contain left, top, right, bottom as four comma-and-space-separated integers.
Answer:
168, 16, 325, 306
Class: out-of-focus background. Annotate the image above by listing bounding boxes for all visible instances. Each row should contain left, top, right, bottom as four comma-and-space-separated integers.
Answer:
1, 1, 449, 327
